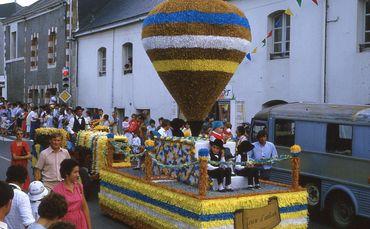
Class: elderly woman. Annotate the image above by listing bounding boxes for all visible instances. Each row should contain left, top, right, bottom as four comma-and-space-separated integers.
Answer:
53, 159, 91, 229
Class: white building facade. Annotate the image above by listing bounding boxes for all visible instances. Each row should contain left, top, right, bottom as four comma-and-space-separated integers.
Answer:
76, 0, 370, 126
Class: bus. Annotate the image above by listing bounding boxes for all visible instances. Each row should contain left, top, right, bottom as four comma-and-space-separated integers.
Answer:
250, 103, 370, 228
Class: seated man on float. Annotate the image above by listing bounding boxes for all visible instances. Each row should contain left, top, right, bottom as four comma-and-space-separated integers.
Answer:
251, 130, 278, 180
207, 139, 233, 192
235, 141, 261, 189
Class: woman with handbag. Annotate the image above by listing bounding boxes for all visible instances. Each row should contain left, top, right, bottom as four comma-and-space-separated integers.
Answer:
10, 128, 32, 190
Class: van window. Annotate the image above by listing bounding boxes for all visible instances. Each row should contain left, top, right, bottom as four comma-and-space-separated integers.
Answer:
251, 121, 267, 142
326, 124, 352, 156
275, 119, 295, 147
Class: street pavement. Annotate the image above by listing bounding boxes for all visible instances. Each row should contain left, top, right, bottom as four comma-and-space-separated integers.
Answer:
0, 136, 336, 229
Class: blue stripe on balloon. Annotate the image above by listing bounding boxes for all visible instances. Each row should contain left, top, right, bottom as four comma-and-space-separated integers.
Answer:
143, 10, 250, 29
100, 181, 307, 222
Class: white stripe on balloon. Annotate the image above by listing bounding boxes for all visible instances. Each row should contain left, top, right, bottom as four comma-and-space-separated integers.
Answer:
142, 35, 250, 53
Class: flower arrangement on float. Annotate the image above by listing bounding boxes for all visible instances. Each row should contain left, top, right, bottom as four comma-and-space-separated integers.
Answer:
35, 128, 68, 148
290, 144, 302, 157
93, 125, 109, 132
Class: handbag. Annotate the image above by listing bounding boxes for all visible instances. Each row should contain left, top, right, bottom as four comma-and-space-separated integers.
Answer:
21, 145, 27, 156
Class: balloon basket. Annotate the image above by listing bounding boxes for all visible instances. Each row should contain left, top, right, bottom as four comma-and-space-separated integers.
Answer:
188, 120, 204, 137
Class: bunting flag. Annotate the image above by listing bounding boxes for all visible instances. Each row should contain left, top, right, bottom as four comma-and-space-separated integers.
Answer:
275, 17, 282, 27
252, 47, 257, 54
285, 8, 294, 16
244, 2, 320, 61
267, 30, 273, 38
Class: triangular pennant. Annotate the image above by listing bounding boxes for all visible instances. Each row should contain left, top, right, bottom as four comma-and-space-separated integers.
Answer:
312, 0, 318, 5
284, 8, 294, 16
262, 39, 266, 47
246, 53, 251, 61
296, 0, 302, 7
267, 31, 273, 38
252, 47, 257, 54
274, 17, 282, 27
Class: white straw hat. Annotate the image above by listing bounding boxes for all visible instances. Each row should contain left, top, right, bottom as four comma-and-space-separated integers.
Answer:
28, 181, 49, 201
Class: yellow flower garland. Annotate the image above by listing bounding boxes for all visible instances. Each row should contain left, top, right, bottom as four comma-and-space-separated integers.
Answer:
290, 144, 302, 153
97, 136, 108, 171
93, 125, 109, 132
145, 139, 155, 147
112, 161, 132, 168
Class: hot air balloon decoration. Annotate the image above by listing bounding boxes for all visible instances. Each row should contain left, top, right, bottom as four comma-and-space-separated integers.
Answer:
142, 0, 251, 136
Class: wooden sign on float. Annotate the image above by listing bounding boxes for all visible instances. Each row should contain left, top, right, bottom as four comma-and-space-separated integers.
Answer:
235, 197, 281, 229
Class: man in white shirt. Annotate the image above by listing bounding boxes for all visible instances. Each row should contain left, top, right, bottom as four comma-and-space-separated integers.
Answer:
109, 112, 119, 134
5, 166, 35, 229
0, 181, 14, 229
10, 104, 18, 120
28, 106, 39, 140
66, 106, 87, 139
158, 119, 171, 137
251, 130, 278, 180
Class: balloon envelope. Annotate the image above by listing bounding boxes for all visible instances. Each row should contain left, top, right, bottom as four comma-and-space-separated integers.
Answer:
142, 0, 251, 134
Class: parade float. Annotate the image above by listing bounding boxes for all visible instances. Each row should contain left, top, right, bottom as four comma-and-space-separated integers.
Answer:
83, 0, 309, 228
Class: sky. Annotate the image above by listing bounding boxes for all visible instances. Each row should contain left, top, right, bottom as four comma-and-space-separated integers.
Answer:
0, 0, 38, 6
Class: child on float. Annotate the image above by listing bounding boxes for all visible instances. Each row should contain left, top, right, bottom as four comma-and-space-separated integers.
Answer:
209, 121, 225, 142
207, 139, 233, 192
132, 133, 142, 170
236, 126, 248, 147
235, 141, 261, 189
223, 122, 233, 141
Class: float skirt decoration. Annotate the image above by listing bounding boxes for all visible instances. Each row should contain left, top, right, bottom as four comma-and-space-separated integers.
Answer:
99, 170, 308, 229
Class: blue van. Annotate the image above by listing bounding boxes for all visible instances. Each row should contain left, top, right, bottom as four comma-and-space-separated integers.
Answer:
250, 103, 370, 228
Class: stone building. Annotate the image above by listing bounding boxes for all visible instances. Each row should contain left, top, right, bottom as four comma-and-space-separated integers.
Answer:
0, 2, 22, 98
3, 0, 77, 105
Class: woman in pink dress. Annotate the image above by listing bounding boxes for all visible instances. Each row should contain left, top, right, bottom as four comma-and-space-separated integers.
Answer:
53, 159, 91, 229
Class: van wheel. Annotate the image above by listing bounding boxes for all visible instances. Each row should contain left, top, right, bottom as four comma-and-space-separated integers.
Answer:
329, 194, 355, 228
306, 183, 320, 207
